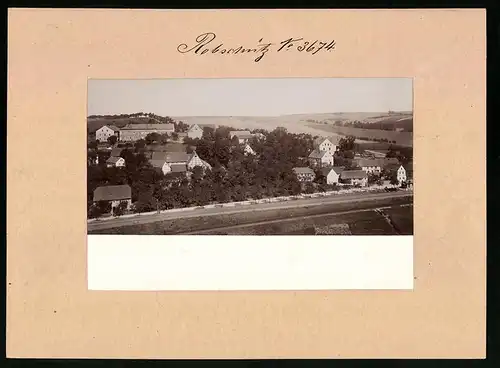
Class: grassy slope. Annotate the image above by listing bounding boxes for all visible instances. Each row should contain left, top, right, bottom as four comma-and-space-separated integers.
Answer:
88, 196, 413, 235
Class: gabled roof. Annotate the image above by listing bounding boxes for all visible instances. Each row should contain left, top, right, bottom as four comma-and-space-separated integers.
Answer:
120, 123, 174, 131
107, 125, 120, 131
151, 151, 167, 161
188, 124, 202, 132
110, 148, 123, 157
340, 170, 368, 179
170, 164, 187, 173
93, 185, 131, 202
293, 167, 315, 175
356, 158, 384, 168
165, 152, 192, 163
149, 159, 166, 168
230, 130, 253, 139
308, 149, 330, 159
106, 156, 124, 164
322, 166, 345, 176
385, 163, 401, 172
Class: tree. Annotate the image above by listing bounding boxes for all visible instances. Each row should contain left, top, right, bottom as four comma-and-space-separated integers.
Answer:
338, 135, 356, 151
171, 132, 179, 141
88, 204, 102, 219
134, 139, 146, 151
145, 132, 161, 145
112, 201, 129, 217
107, 135, 118, 145
96, 200, 111, 214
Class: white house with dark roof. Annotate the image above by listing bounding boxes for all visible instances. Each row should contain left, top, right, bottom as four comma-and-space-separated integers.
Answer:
150, 151, 211, 175
313, 137, 339, 155
106, 156, 125, 168
96, 125, 120, 142
339, 170, 368, 187
308, 149, 334, 168
293, 167, 316, 182
187, 124, 203, 139
119, 123, 175, 141
93, 184, 132, 213
397, 162, 413, 185
321, 166, 345, 185
230, 130, 254, 144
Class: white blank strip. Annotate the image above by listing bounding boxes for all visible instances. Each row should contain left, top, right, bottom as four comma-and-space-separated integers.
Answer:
88, 235, 413, 291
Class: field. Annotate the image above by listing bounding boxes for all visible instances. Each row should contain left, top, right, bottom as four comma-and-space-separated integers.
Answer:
305, 123, 413, 147
88, 197, 413, 235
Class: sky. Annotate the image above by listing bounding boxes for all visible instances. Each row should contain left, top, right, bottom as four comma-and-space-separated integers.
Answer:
87, 78, 413, 117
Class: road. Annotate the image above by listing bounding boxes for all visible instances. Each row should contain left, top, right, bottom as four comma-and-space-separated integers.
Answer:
87, 190, 413, 232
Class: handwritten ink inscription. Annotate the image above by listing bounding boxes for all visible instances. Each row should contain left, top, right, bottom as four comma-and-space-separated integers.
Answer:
177, 32, 336, 63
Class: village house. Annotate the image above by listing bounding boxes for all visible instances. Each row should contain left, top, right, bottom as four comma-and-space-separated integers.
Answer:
96, 125, 120, 142
339, 170, 368, 187
93, 184, 132, 213
230, 130, 254, 144
243, 143, 256, 156
308, 149, 334, 168
397, 162, 413, 185
293, 167, 316, 182
313, 137, 339, 155
355, 158, 384, 174
187, 124, 203, 139
321, 166, 345, 185
119, 123, 175, 142
149, 151, 211, 176
106, 156, 126, 168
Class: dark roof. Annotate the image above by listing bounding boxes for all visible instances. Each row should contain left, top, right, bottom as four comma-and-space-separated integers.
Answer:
385, 163, 401, 172
120, 123, 174, 131
93, 185, 131, 202
383, 157, 400, 166
324, 166, 345, 176
308, 149, 330, 159
110, 148, 122, 157
165, 152, 192, 163
356, 158, 384, 168
106, 156, 123, 164
340, 170, 368, 179
293, 167, 315, 175
171, 164, 187, 173
314, 136, 342, 148
230, 131, 253, 139
149, 159, 166, 168
107, 125, 120, 131
151, 151, 167, 161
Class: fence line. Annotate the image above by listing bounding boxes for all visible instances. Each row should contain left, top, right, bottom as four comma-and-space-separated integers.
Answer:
88, 184, 408, 223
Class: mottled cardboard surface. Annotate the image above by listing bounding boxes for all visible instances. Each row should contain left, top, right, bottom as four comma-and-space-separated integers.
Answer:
7, 9, 486, 358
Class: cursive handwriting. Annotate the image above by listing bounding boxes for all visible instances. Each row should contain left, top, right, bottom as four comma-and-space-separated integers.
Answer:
177, 32, 335, 63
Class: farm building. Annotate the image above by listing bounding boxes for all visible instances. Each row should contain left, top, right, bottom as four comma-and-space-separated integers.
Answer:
293, 167, 316, 182
119, 123, 175, 141
106, 156, 125, 168
340, 170, 368, 187
93, 184, 132, 213
230, 130, 254, 144
96, 125, 120, 142
308, 149, 334, 168
313, 137, 338, 155
321, 166, 345, 185
149, 151, 211, 175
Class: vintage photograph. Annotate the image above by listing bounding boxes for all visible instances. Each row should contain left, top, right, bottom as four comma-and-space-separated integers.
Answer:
87, 78, 413, 236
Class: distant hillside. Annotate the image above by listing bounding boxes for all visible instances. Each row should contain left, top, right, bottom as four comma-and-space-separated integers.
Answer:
88, 111, 413, 146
